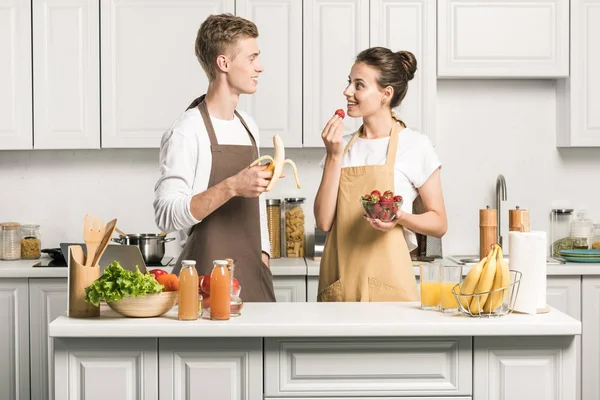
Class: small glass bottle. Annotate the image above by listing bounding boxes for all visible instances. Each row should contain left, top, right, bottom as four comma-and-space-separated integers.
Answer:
226, 258, 243, 317
571, 209, 593, 249
210, 260, 231, 320
550, 208, 574, 257
1, 222, 21, 261
283, 198, 306, 258
178, 260, 199, 321
20, 224, 41, 260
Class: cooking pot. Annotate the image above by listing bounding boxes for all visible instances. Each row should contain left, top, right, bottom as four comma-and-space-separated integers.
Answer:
111, 234, 175, 264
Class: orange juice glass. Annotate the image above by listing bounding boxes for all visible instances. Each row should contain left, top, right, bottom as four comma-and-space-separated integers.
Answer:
419, 263, 441, 310
440, 265, 462, 313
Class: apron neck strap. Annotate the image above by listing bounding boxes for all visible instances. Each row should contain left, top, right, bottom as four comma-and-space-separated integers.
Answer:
343, 120, 401, 168
193, 95, 257, 148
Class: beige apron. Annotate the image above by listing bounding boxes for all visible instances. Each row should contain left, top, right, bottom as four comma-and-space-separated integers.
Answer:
317, 119, 419, 302
172, 95, 276, 303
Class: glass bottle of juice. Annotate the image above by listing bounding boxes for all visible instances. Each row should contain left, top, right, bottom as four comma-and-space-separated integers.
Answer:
210, 260, 231, 320
178, 260, 199, 321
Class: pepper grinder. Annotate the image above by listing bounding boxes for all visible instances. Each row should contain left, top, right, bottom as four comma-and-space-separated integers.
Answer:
509, 205, 530, 232
479, 206, 497, 259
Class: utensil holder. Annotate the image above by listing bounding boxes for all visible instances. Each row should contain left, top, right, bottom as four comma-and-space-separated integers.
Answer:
68, 246, 100, 318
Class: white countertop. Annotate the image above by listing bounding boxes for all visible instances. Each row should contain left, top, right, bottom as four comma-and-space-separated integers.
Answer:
48, 301, 581, 338
0, 257, 307, 278
2, 256, 598, 278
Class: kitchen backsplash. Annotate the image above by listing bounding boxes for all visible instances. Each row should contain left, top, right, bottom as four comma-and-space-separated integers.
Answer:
2, 80, 600, 258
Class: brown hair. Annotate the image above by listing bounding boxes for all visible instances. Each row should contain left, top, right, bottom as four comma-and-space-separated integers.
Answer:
355, 47, 417, 109
195, 14, 259, 81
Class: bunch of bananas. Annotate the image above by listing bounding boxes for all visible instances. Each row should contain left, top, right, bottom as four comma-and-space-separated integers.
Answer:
458, 244, 511, 314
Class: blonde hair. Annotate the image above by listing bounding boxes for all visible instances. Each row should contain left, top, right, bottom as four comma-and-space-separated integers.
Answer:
195, 14, 259, 81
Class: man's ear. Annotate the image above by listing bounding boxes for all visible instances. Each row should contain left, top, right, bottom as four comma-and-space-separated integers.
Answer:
216, 55, 229, 72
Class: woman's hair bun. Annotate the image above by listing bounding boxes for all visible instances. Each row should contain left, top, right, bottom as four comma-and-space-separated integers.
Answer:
397, 51, 417, 81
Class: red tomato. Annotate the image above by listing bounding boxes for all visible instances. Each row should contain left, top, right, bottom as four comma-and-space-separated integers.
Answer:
149, 269, 167, 281
334, 109, 345, 119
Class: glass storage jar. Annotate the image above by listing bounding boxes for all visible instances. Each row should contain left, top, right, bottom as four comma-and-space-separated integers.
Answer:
20, 224, 41, 259
592, 224, 600, 250
266, 199, 282, 259
1, 222, 21, 260
571, 209, 593, 250
550, 208, 573, 257
283, 198, 306, 258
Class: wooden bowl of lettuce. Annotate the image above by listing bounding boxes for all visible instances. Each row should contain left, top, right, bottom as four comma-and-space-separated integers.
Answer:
84, 261, 177, 318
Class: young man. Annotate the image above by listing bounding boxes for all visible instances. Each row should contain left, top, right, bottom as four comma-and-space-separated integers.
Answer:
153, 14, 276, 302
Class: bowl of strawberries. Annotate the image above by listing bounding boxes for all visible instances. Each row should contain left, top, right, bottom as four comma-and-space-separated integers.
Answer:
360, 189, 403, 222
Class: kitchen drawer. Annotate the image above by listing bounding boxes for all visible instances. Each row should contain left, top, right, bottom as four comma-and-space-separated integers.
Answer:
264, 337, 472, 397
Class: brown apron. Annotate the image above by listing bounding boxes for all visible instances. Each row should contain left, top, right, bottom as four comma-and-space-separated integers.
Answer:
317, 118, 419, 302
172, 95, 276, 303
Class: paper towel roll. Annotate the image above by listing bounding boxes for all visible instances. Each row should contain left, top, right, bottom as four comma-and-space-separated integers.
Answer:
508, 231, 547, 315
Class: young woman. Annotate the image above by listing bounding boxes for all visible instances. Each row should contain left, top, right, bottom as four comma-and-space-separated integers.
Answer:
314, 47, 447, 302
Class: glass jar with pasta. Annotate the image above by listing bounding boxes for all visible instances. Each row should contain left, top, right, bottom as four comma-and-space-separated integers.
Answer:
283, 198, 306, 258
20, 224, 41, 260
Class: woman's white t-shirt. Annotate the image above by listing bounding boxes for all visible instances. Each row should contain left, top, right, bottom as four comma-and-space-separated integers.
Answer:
319, 127, 441, 251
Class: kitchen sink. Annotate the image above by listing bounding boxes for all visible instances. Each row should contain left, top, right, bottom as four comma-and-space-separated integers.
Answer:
448, 255, 564, 266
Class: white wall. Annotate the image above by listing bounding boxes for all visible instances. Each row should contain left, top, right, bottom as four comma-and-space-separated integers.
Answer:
1, 79, 600, 258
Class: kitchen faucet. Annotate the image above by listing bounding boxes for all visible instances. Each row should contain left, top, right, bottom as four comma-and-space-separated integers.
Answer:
496, 174, 507, 247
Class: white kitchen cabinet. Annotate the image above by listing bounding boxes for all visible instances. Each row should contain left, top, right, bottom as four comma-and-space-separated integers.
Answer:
474, 336, 577, 400
264, 337, 472, 397
0, 0, 32, 150
546, 276, 582, 319
370, 0, 436, 144
237, 0, 302, 149
438, 0, 569, 78
307, 275, 318, 302
54, 338, 158, 400
0, 279, 30, 400
33, 0, 100, 149
582, 276, 600, 400
546, 276, 582, 400
557, 0, 600, 147
303, 0, 369, 147
159, 337, 262, 400
29, 279, 68, 400
100, 0, 234, 148
273, 276, 306, 302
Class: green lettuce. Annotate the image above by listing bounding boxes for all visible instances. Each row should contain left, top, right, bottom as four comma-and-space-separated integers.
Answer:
84, 261, 164, 307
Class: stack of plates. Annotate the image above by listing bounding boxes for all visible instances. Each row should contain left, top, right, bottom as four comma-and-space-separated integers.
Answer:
559, 249, 600, 263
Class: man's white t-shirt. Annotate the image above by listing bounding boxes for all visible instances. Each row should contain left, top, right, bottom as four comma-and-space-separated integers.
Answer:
320, 127, 441, 251
154, 107, 271, 256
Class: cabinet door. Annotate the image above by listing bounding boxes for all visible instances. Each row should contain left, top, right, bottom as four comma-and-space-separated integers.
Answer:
303, 0, 369, 147
33, 0, 100, 149
54, 338, 158, 400
273, 276, 306, 302
582, 277, 600, 400
370, 0, 436, 143
237, 0, 302, 149
159, 338, 262, 400
0, 0, 32, 150
474, 336, 577, 400
0, 279, 30, 400
546, 276, 581, 319
100, 0, 235, 148
306, 275, 318, 302
546, 276, 581, 400
438, 0, 569, 78
30, 279, 68, 400
557, 0, 600, 147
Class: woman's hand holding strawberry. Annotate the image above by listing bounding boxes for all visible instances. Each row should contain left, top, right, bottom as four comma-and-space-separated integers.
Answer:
321, 110, 346, 158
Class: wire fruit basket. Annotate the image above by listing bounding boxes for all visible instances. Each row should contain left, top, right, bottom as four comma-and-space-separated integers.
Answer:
451, 270, 522, 318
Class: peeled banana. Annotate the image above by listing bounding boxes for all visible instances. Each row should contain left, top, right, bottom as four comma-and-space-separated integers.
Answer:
483, 245, 511, 312
249, 134, 301, 192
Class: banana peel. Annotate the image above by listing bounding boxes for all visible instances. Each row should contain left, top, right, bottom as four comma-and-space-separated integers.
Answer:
250, 134, 301, 192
